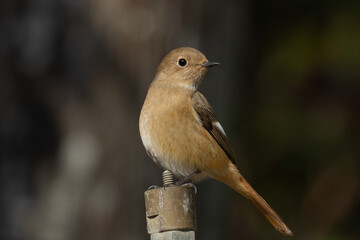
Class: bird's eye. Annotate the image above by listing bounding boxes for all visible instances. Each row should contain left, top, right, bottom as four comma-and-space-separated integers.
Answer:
178, 58, 187, 67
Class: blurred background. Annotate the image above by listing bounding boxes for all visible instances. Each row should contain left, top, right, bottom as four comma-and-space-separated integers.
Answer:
0, 0, 359, 239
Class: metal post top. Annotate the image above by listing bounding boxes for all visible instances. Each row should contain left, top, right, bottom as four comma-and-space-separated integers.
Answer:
144, 185, 197, 234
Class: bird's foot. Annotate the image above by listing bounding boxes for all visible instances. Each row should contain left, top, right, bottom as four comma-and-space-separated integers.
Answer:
147, 185, 161, 190
175, 170, 201, 185
181, 183, 197, 194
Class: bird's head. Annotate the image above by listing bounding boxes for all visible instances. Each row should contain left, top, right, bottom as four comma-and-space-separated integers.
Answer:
154, 47, 219, 91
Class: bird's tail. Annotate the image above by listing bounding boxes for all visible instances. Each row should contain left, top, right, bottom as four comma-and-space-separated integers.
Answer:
215, 164, 293, 236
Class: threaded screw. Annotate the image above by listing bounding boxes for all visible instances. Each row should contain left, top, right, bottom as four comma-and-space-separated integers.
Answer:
162, 170, 174, 186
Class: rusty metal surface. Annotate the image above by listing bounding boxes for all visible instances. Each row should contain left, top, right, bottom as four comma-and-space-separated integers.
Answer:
150, 231, 195, 240
144, 185, 197, 234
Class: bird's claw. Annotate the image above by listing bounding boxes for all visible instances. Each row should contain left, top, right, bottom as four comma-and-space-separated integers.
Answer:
148, 185, 160, 190
148, 183, 197, 193
181, 183, 197, 194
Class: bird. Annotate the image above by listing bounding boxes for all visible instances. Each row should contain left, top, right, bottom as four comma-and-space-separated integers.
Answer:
139, 47, 292, 236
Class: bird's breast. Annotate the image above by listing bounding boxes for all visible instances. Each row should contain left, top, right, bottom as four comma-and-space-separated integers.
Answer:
140, 88, 197, 175
139, 87, 228, 179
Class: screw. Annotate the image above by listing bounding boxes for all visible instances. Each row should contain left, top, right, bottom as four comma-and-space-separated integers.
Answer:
162, 170, 174, 186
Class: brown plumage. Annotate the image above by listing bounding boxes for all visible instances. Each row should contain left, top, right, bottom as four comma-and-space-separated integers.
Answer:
139, 47, 292, 236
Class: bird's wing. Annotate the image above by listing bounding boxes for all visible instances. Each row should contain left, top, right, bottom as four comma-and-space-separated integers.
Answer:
191, 91, 236, 164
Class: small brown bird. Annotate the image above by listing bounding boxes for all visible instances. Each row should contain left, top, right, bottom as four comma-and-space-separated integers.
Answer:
139, 47, 292, 236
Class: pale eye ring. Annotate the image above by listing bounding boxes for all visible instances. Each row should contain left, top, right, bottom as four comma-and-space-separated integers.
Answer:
178, 58, 187, 67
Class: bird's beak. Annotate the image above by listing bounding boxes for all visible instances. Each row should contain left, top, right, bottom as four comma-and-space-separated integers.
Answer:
201, 61, 220, 68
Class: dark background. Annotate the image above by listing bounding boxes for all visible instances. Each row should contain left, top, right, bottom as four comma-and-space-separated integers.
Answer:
1, 0, 359, 239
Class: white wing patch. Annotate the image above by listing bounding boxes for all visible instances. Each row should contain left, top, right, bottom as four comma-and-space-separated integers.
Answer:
214, 121, 227, 136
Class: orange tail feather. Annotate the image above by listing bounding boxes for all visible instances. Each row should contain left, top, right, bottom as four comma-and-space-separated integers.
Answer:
215, 165, 293, 236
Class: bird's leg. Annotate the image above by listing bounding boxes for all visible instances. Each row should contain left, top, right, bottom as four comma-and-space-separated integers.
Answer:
175, 170, 201, 185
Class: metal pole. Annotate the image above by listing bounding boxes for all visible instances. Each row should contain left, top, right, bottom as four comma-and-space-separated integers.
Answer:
144, 171, 197, 240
